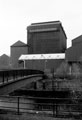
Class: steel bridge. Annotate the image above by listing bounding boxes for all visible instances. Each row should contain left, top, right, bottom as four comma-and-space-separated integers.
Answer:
0, 69, 44, 95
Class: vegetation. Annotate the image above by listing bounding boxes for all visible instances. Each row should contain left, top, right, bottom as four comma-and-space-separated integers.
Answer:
55, 61, 82, 115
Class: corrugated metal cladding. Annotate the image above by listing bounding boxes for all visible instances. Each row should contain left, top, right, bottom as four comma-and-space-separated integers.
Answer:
27, 21, 67, 54
65, 35, 82, 62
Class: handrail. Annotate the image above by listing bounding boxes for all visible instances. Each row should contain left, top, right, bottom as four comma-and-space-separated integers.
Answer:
0, 69, 44, 85
0, 95, 82, 117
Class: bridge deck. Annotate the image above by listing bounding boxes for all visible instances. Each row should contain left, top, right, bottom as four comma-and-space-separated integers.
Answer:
0, 74, 42, 95
0, 69, 43, 95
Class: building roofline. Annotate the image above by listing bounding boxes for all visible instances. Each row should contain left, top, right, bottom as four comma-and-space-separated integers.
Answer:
31, 21, 61, 26
11, 45, 28, 47
11, 40, 28, 47
27, 21, 67, 39
72, 35, 82, 44
60, 23, 67, 39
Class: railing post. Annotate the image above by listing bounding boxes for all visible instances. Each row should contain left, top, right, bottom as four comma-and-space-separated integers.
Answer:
34, 82, 37, 89
52, 99, 55, 117
14, 71, 16, 80
52, 100, 58, 117
17, 97, 20, 114
13, 71, 15, 80
52, 68, 55, 117
55, 101, 58, 117
2, 72, 4, 84
7, 72, 9, 83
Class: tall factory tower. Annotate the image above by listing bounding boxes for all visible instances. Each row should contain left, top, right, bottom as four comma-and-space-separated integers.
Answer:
27, 21, 67, 54
19, 21, 67, 71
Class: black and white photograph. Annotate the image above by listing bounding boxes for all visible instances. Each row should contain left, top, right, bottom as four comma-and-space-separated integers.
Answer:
0, 0, 82, 119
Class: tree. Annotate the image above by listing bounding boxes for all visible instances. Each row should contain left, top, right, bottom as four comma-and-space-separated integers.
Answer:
56, 61, 70, 78
56, 61, 82, 114
71, 63, 80, 79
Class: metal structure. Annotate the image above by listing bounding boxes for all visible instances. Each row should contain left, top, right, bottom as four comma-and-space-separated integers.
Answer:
19, 53, 65, 60
0, 69, 43, 95
19, 53, 65, 70
0, 95, 81, 118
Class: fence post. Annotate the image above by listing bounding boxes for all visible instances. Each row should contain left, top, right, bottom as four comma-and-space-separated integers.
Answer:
17, 97, 20, 114
55, 102, 58, 117
52, 99, 55, 117
52, 68, 55, 117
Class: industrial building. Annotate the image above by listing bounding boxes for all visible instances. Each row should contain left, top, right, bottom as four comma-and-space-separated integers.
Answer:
9, 20, 82, 73
27, 21, 67, 54
19, 21, 67, 72
66, 35, 82, 62
0, 54, 10, 69
10, 40, 28, 68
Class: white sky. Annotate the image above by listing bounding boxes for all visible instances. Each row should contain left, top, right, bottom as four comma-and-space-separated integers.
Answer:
0, 0, 82, 56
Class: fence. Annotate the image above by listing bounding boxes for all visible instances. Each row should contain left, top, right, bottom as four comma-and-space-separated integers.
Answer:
0, 95, 82, 117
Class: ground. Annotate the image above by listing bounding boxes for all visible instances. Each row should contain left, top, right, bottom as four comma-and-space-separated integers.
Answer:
0, 112, 78, 120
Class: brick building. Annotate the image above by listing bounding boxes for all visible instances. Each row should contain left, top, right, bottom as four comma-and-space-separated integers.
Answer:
66, 35, 82, 62
10, 40, 28, 68
0, 54, 10, 69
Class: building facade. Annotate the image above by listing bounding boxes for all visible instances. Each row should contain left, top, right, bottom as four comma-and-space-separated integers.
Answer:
21, 21, 67, 72
66, 35, 82, 62
10, 40, 28, 68
27, 21, 67, 54
0, 54, 10, 69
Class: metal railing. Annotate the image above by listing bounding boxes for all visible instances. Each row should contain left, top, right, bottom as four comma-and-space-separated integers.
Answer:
0, 69, 44, 85
0, 95, 82, 117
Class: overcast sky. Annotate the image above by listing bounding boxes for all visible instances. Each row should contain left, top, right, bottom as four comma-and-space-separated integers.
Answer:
0, 0, 82, 56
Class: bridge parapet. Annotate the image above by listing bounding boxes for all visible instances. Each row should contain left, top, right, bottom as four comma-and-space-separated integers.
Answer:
0, 74, 43, 95
0, 69, 44, 85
